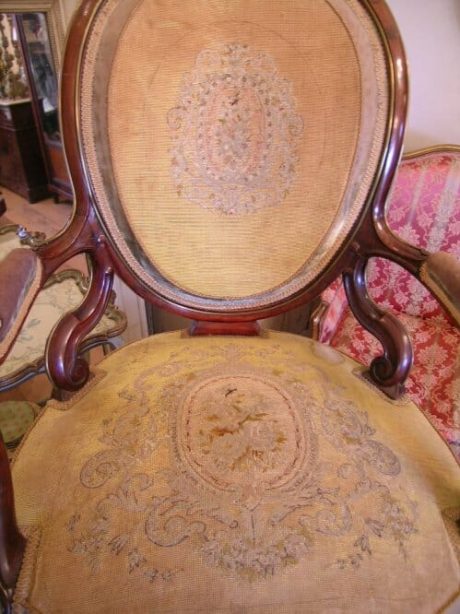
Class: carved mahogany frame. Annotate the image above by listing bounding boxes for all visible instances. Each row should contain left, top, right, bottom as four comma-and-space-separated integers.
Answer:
0, 2, 453, 604
27, 0, 411, 392
3, 0, 440, 397
0, 274, 126, 394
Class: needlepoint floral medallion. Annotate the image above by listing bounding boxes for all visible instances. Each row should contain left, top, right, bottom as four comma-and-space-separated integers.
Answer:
68, 347, 418, 583
167, 43, 304, 215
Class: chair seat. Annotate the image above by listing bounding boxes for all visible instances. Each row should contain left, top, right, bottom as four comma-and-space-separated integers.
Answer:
330, 309, 460, 458
12, 332, 460, 613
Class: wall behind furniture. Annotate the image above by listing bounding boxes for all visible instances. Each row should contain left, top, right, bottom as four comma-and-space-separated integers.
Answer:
59, 0, 79, 27
59, 0, 460, 149
386, 0, 460, 150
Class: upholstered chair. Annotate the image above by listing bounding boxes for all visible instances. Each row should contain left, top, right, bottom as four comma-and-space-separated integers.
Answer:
1, 1, 460, 612
314, 146, 460, 459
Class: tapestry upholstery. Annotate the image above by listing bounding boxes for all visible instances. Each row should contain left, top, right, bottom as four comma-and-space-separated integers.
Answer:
318, 150, 460, 457
0, 233, 42, 364
0, 401, 37, 449
12, 332, 460, 613
80, 0, 389, 311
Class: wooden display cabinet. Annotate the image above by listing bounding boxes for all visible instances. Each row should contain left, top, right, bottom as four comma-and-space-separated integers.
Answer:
0, 98, 49, 202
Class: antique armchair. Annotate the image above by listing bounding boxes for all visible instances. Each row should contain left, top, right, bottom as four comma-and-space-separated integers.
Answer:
1, 1, 460, 612
313, 146, 460, 459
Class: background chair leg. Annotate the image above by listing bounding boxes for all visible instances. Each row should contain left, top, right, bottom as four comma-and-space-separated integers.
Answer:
0, 433, 25, 613
343, 256, 413, 399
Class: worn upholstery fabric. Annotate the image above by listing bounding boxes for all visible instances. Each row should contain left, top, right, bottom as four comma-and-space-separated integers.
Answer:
0, 235, 42, 364
0, 400, 37, 447
320, 150, 460, 457
12, 332, 460, 613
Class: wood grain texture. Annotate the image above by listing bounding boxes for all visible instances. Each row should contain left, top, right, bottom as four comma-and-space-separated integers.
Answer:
343, 255, 413, 398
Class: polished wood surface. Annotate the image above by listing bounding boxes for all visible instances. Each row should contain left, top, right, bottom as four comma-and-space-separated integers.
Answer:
15, 13, 72, 203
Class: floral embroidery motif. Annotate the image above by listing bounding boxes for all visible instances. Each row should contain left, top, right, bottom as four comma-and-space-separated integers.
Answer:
178, 373, 313, 494
168, 43, 303, 214
68, 352, 417, 581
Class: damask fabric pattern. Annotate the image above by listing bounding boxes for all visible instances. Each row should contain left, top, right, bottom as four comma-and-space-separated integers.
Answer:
323, 152, 460, 457
12, 333, 460, 613
320, 279, 347, 344
332, 312, 460, 458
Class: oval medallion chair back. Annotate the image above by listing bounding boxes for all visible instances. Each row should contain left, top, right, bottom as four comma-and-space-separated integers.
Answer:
1, 1, 460, 612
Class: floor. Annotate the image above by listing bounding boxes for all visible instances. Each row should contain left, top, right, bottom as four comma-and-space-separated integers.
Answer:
0, 186, 98, 416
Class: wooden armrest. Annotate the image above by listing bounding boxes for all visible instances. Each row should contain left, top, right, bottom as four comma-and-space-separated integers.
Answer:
421, 252, 460, 326
0, 248, 42, 364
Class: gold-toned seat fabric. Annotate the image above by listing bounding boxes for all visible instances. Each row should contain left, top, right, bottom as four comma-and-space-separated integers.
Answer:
12, 332, 460, 613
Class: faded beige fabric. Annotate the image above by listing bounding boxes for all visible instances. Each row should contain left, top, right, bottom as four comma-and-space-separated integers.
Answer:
12, 332, 460, 613
81, 0, 389, 310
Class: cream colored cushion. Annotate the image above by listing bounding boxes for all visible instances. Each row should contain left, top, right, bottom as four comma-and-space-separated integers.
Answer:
12, 332, 460, 612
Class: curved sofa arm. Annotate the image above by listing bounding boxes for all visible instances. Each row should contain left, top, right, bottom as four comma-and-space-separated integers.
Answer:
0, 248, 42, 365
420, 252, 460, 326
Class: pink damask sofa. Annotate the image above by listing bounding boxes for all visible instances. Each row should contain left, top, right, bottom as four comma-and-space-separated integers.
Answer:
316, 146, 460, 458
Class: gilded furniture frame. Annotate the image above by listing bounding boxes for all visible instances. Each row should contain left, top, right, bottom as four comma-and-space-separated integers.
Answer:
1, 1, 460, 610
0, 1, 67, 70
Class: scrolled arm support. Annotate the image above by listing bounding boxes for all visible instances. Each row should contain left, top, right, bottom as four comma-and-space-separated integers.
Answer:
46, 236, 114, 391
343, 256, 413, 399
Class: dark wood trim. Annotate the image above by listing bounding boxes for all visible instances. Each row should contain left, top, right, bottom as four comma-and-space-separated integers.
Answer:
45, 236, 114, 391
0, 434, 25, 614
343, 255, 412, 399
0, 266, 126, 393
45, 0, 408, 326
15, 14, 54, 199
0, 0, 412, 391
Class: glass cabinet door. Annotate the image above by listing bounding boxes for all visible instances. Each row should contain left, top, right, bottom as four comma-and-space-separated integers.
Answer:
20, 13, 60, 142
16, 12, 72, 201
